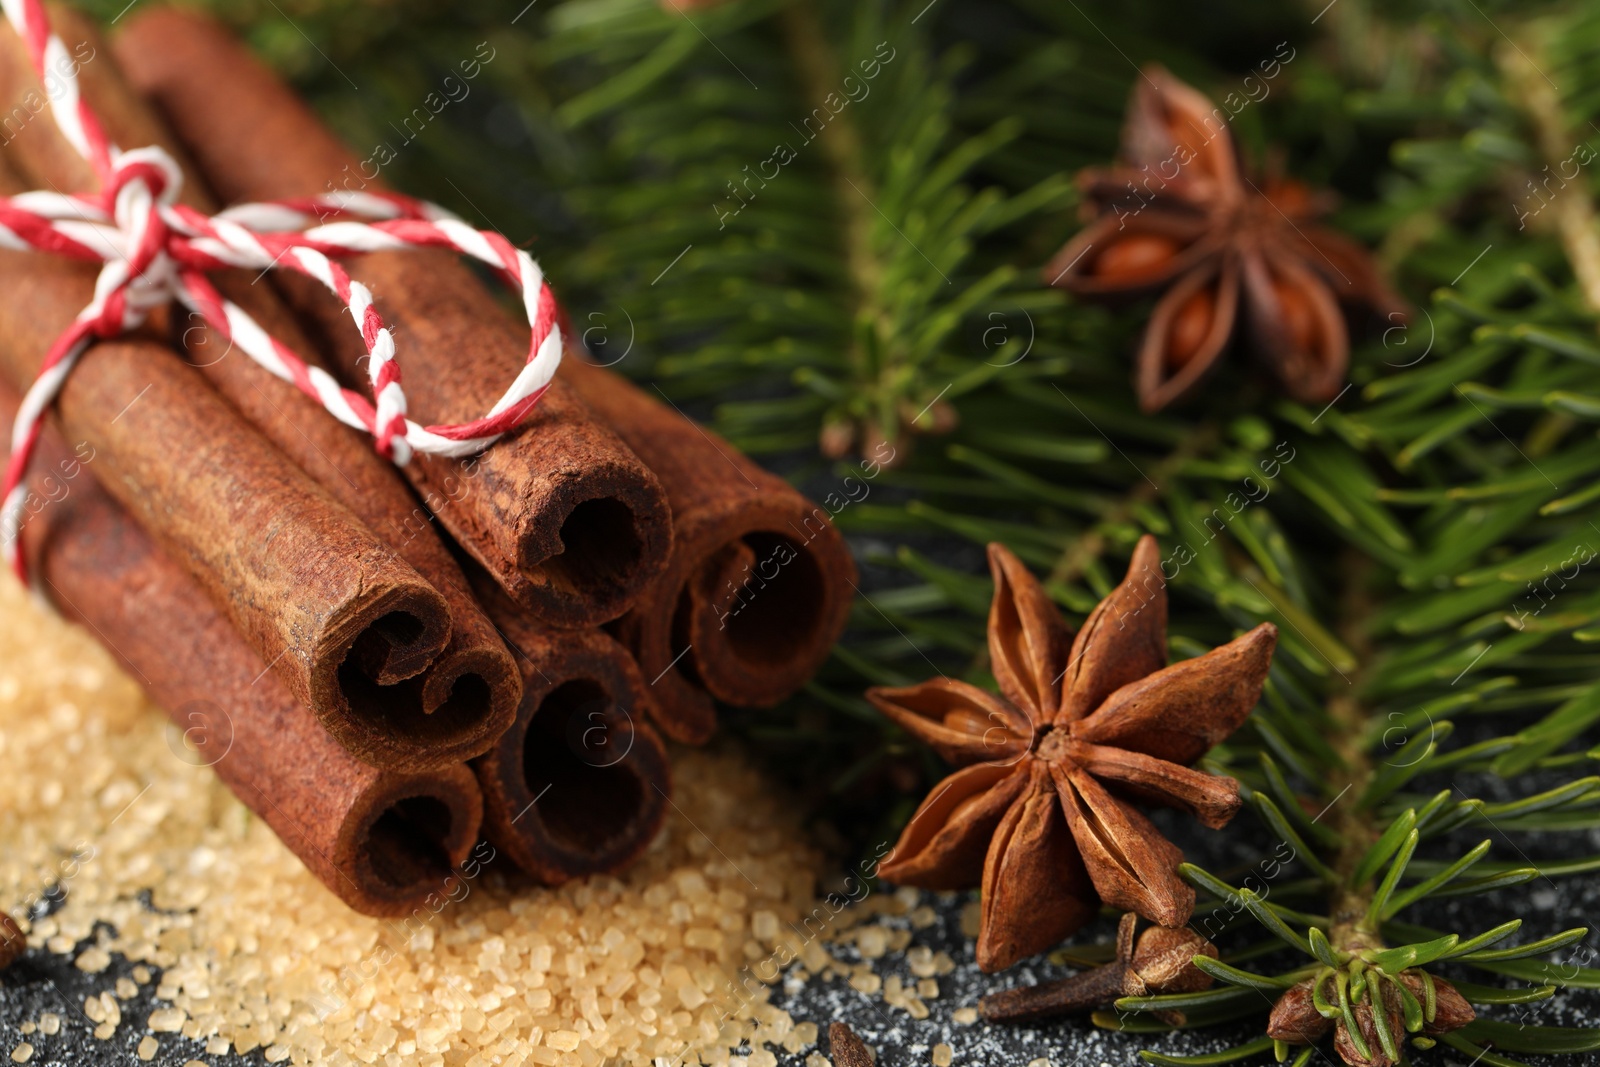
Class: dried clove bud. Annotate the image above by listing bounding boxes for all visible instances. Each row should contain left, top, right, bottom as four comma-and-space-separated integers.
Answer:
828, 1021, 874, 1067
980, 953, 1128, 1025
0, 910, 25, 970
980, 913, 1217, 1025
1126, 921, 1220, 996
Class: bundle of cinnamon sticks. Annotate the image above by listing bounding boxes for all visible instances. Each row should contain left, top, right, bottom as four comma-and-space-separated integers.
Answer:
0, 6, 853, 916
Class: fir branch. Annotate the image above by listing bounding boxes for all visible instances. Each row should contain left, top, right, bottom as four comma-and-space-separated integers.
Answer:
1500, 28, 1600, 314
63, 1, 1600, 1060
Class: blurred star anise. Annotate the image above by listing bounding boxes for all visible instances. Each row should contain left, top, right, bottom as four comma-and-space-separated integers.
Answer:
1044, 65, 1405, 412
869, 537, 1277, 972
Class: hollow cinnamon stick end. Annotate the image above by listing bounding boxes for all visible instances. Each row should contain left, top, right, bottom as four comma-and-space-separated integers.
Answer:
681, 502, 857, 708
417, 637, 524, 761
334, 764, 484, 918
474, 630, 670, 883
327, 635, 526, 774
322, 579, 454, 691
505, 457, 675, 630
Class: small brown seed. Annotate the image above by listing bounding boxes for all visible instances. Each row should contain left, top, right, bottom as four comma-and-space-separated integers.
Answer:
829, 1022, 874, 1067
0, 911, 27, 970
1167, 289, 1215, 369
1094, 234, 1182, 282
944, 708, 1001, 736
1272, 279, 1318, 351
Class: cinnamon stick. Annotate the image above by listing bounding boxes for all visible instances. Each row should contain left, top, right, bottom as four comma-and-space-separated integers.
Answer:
560, 358, 856, 743
114, 8, 674, 630
473, 585, 671, 882
0, 148, 465, 768
1, 9, 522, 769
0, 381, 483, 918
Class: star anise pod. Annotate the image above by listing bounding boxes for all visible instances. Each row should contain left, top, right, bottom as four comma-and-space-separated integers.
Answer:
1044, 65, 1405, 412
869, 536, 1277, 972
980, 912, 1218, 1026
1269, 970, 1474, 1067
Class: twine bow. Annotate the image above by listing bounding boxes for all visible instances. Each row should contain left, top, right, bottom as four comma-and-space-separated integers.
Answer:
0, 0, 564, 581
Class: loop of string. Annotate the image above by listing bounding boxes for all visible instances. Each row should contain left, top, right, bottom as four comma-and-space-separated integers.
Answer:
0, 0, 564, 581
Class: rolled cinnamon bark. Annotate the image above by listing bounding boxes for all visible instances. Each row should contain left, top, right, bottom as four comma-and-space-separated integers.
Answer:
560, 357, 856, 743
0, 10, 522, 769
472, 583, 671, 882
114, 8, 674, 630
0, 381, 483, 918
0, 151, 463, 768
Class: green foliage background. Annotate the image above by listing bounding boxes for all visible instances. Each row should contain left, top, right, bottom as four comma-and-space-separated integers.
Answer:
77, 0, 1600, 1060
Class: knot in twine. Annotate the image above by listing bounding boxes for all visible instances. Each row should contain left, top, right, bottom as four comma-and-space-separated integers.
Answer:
0, 0, 565, 582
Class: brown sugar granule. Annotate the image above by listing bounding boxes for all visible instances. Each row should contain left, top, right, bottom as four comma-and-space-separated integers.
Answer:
0, 578, 826, 1065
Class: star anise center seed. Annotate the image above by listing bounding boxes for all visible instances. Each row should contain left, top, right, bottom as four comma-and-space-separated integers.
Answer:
1035, 726, 1073, 763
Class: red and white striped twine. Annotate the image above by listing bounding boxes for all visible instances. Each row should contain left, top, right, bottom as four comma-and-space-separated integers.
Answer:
0, 0, 565, 582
